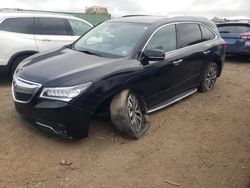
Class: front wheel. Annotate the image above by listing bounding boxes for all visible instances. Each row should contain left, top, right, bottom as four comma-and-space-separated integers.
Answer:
198, 62, 218, 92
110, 90, 149, 139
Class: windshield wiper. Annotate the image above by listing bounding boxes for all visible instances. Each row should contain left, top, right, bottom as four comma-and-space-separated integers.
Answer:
77, 49, 102, 57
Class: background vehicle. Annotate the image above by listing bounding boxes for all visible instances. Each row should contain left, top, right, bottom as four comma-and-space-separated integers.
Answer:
12, 16, 225, 139
217, 21, 250, 57
0, 10, 93, 76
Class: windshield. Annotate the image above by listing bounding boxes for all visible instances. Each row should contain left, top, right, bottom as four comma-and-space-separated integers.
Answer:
73, 21, 149, 58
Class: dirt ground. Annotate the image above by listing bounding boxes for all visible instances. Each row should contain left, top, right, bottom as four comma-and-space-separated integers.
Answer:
0, 56, 249, 188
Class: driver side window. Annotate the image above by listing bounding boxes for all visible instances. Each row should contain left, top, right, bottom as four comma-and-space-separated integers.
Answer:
146, 24, 176, 52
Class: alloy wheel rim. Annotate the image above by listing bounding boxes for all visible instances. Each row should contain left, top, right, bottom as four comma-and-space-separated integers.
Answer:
205, 65, 217, 90
127, 94, 143, 133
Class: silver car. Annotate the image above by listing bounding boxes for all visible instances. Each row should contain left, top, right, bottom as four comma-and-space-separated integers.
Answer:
0, 10, 93, 76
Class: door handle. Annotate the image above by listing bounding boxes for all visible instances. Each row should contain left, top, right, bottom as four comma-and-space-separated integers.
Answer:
203, 50, 211, 55
41, 39, 51, 42
172, 59, 183, 66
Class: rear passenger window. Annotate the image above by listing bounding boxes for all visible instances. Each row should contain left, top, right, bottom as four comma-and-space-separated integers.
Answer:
68, 19, 91, 36
146, 25, 176, 52
200, 25, 215, 41
38, 17, 69, 35
0, 17, 33, 34
177, 23, 202, 48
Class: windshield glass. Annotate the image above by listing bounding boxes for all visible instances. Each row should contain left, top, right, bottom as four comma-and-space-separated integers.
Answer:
73, 21, 149, 58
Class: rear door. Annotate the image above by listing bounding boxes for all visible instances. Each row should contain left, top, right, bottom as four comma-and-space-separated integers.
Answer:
217, 24, 250, 49
143, 23, 205, 106
174, 23, 207, 89
34, 17, 74, 52
199, 24, 218, 71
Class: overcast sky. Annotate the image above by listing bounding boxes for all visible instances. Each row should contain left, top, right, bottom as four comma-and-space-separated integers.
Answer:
1, 0, 249, 19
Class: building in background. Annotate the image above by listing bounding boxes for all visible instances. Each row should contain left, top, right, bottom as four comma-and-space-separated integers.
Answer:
64, 12, 111, 25
85, 6, 108, 14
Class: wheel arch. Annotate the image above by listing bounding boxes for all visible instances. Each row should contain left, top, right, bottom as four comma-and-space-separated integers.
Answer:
94, 85, 148, 117
213, 57, 223, 77
7, 50, 38, 75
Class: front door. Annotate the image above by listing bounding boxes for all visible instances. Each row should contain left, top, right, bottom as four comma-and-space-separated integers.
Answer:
140, 24, 186, 106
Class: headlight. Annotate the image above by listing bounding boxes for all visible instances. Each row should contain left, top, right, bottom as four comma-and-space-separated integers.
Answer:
40, 82, 92, 102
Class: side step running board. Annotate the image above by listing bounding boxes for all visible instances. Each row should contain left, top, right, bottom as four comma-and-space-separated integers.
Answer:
147, 88, 197, 114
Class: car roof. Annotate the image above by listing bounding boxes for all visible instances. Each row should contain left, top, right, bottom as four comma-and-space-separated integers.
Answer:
109, 15, 213, 25
109, 16, 167, 24
0, 10, 92, 25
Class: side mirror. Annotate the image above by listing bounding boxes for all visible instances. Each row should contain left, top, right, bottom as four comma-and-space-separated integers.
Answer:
143, 49, 165, 62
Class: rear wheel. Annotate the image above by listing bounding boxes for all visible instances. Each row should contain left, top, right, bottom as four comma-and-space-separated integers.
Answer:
10, 54, 31, 77
110, 90, 149, 139
198, 62, 218, 92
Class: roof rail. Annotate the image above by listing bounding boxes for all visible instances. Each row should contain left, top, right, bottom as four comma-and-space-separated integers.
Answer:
0, 8, 23, 11
0, 8, 69, 14
122, 15, 153, 17
0, 8, 75, 17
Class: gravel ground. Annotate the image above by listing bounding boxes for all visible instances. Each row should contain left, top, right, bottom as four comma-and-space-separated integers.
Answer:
0, 56, 249, 188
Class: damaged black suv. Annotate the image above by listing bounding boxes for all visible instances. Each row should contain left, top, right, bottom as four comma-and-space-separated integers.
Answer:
12, 16, 225, 139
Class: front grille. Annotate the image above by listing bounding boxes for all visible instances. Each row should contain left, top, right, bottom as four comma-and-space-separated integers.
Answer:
12, 76, 42, 103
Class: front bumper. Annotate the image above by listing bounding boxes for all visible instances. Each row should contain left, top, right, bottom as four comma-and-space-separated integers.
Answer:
14, 100, 93, 139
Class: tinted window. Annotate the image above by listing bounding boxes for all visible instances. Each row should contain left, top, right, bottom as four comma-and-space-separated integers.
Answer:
0, 17, 33, 34
217, 24, 250, 33
177, 23, 202, 48
200, 25, 215, 41
146, 25, 176, 52
38, 17, 68, 35
68, 19, 91, 36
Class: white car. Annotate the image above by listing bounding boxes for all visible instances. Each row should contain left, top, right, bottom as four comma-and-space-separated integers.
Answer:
0, 10, 93, 76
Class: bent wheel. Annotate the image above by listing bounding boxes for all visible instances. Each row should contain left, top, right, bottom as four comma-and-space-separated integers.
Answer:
110, 90, 149, 139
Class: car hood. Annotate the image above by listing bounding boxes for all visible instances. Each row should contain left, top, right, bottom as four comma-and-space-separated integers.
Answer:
17, 47, 124, 86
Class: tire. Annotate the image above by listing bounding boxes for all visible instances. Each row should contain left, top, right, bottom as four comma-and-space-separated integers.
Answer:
198, 62, 218, 92
10, 54, 31, 77
110, 90, 149, 139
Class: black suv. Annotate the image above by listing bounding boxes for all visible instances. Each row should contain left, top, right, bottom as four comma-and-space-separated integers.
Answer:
12, 16, 225, 139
